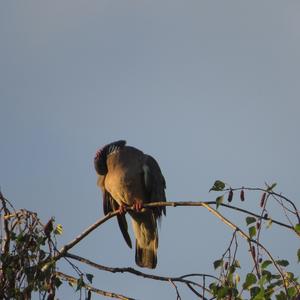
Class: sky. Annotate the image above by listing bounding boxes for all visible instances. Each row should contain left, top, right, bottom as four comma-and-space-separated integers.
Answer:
0, 1, 299, 299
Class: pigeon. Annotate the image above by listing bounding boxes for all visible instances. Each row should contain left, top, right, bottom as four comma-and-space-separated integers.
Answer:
94, 140, 166, 269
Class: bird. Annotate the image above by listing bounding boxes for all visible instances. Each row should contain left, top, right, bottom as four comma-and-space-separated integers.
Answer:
94, 140, 166, 269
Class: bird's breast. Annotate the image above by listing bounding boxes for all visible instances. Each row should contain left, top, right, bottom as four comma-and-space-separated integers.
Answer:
104, 171, 142, 206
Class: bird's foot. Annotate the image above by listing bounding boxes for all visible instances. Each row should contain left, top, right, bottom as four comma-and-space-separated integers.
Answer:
133, 199, 143, 212
118, 204, 127, 214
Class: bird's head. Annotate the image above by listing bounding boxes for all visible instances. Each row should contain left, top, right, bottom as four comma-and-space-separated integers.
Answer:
94, 147, 108, 175
94, 140, 126, 175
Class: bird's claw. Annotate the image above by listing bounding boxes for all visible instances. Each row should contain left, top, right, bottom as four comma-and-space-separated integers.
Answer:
133, 200, 143, 212
118, 204, 126, 214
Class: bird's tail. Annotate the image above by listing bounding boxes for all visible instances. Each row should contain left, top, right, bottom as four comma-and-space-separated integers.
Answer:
130, 211, 158, 269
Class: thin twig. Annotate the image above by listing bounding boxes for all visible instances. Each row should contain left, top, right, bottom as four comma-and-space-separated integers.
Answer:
65, 252, 210, 295
145, 201, 293, 230
186, 282, 205, 299
179, 274, 219, 282
169, 279, 182, 300
42, 199, 294, 296
42, 211, 119, 270
47, 200, 294, 265
43, 200, 294, 273
227, 187, 300, 223
201, 203, 289, 294
56, 271, 136, 300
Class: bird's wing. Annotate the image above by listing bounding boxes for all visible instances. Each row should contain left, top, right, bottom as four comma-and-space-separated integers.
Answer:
143, 154, 167, 218
97, 175, 132, 248
104, 191, 132, 249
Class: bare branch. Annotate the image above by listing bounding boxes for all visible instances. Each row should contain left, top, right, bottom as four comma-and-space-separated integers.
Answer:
43, 200, 294, 272
227, 187, 300, 223
65, 253, 211, 297
43, 211, 119, 270
56, 271, 136, 300
169, 279, 182, 300
144, 201, 294, 230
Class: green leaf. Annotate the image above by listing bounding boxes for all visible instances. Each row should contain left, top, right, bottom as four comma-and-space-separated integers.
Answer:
217, 286, 229, 298
210, 180, 225, 192
243, 273, 257, 289
216, 195, 224, 209
275, 259, 289, 267
231, 288, 239, 297
258, 275, 268, 287
297, 248, 300, 263
76, 276, 84, 291
213, 259, 223, 269
271, 274, 281, 280
229, 265, 236, 274
246, 216, 256, 226
209, 282, 218, 295
16, 233, 25, 243
275, 291, 287, 300
265, 284, 275, 297
54, 224, 63, 235
37, 236, 46, 246
252, 287, 265, 300
250, 286, 260, 297
233, 260, 241, 268
227, 271, 234, 285
261, 260, 272, 269
266, 182, 277, 192
54, 277, 62, 288
262, 270, 272, 282
249, 226, 257, 239
285, 272, 295, 281
287, 287, 297, 297
272, 279, 283, 287
294, 224, 300, 235
86, 273, 94, 284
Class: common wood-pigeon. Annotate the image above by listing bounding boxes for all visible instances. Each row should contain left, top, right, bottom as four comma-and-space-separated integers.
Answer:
94, 140, 166, 269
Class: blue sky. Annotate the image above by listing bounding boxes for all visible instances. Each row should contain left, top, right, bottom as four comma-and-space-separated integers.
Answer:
1, 1, 299, 299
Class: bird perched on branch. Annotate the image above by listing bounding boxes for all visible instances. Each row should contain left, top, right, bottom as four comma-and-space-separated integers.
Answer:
94, 140, 166, 269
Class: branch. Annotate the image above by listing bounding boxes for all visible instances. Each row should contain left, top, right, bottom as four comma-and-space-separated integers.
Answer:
144, 201, 294, 230
42, 211, 119, 270
65, 253, 212, 298
200, 203, 289, 294
228, 187, 300, 223
43, 200, 294, 272
56, 271, 136, 300
0, 194, 11, 254
169, 279, 182, 300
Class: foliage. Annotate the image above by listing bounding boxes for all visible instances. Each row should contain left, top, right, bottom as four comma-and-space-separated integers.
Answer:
209, 180, 300, 300
0, 193, 62, 299
0, 180, 299, 299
